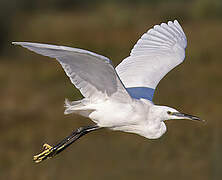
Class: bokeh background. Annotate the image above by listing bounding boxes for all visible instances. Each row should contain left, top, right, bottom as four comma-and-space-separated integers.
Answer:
0, 0, 222, 179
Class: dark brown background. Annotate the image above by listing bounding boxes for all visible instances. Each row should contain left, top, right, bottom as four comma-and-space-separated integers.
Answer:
0, 0, 221, 179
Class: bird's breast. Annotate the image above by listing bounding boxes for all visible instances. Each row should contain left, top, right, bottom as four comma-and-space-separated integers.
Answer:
143, 122, 167, 139
88, 99, 147, 128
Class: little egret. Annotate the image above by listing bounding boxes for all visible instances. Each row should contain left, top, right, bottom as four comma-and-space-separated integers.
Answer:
13, 20, 203, 163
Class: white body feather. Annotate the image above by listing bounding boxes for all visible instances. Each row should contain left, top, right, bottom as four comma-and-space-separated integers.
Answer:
13, 20, 187, 139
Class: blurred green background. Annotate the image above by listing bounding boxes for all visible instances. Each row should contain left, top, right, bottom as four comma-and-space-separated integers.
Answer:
0, 0, 222, 179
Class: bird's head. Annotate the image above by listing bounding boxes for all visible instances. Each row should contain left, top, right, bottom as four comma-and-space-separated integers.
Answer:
150, 105, 203, 122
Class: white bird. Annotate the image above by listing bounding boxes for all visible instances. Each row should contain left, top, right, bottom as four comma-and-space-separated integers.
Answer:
13, 20, 202, 163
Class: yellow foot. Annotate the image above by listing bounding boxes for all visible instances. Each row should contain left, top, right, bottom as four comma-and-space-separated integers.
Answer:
33, 143, 53, 163
43, 143, 53, 150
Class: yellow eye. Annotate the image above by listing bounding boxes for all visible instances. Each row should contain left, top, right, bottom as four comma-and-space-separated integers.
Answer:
167, 111, 172, 115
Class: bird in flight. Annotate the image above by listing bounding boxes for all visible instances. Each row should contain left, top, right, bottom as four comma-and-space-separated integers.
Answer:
13, 20, 203, 163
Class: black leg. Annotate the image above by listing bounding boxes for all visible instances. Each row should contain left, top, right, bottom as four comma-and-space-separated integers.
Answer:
33, 125, 102, 163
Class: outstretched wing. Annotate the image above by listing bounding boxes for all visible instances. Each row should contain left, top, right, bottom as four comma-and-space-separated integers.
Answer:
13, 42, 132, 103
116, 20, 187, 101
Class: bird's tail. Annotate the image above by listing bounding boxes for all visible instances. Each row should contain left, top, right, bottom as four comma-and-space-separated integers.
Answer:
64, 98, 95, 117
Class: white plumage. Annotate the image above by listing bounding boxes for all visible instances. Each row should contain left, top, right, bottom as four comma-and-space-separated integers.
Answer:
116, 20, 186, 100
13, 20, 201, 140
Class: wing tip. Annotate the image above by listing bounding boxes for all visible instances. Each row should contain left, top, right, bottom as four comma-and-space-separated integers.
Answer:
12, 41, 33, 47
174, 19, 179, 24
12, 41, 20, 45
130, 19, 187, 57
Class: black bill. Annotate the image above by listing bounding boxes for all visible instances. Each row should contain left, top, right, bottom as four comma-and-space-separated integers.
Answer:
172, 112, 204, 122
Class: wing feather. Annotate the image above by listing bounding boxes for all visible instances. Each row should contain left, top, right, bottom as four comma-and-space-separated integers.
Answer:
116, 20, 187, 101
13, 42, 132, 103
